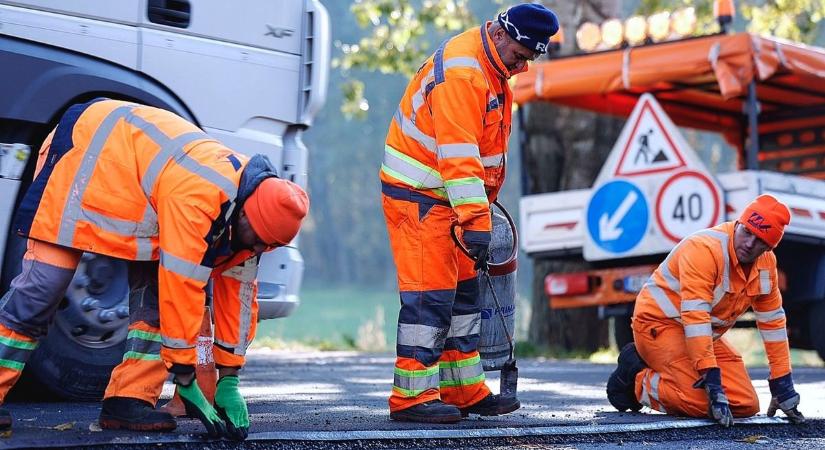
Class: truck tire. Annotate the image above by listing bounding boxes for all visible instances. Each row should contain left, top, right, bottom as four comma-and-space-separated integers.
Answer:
2, 230, 129, 401
24, 320, 126, 401
810, 302, 825, 363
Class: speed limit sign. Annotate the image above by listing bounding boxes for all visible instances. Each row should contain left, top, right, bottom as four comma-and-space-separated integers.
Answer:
655, 170, 722, 243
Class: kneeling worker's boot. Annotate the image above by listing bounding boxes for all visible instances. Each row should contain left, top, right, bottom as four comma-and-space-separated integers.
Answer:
607, 342, 646, 412
0, 408, 11, 430
99, 397, 177, 431
390, 400, 462, 424
460, 394, 521, 417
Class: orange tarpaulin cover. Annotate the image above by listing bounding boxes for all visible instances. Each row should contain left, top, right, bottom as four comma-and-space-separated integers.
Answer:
514, 33, 825, 139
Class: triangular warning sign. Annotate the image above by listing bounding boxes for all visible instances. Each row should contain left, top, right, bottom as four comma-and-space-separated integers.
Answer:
613, 96, 686, 176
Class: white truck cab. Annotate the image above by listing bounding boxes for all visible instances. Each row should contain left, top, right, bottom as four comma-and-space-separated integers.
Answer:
0, 0, 330, 399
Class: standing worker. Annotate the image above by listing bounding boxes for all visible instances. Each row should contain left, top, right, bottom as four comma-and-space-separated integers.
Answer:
0, 99, 309, 440
607, 195, 805, 426
380, 4, 558, 423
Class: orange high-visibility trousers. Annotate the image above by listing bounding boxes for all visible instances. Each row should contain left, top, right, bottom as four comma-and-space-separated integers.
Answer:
383, 187, 490, 413
633, 319, 759, 418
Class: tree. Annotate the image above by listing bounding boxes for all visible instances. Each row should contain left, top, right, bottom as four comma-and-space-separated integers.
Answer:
523, 0, 622, 353
335, 0, 476, 119
637, 0, 824, 42
741, 0, 824, 43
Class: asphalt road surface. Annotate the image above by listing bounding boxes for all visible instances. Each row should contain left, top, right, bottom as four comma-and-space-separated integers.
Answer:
1, 350, 823, 449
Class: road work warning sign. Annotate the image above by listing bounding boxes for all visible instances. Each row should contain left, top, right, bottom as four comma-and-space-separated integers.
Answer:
613, 100, 687, 176
583, 94, 724, 261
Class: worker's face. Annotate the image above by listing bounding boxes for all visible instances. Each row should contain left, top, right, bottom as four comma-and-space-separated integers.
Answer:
234, 209, 271, 256
733, 222, 771, 264
492, 26, 538, 73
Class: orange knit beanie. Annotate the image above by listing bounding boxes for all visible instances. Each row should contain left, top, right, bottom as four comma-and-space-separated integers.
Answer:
739, 194, 790, 248
244, 178, 309, 246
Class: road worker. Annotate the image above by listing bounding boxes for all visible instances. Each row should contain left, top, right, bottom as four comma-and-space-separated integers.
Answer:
607, 194, 805, 426
0, 99, 309, 440
380, 4, 558, 423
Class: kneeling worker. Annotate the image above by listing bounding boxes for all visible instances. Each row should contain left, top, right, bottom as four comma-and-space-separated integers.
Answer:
607, 195, 805, 426
0, 99, 309, 439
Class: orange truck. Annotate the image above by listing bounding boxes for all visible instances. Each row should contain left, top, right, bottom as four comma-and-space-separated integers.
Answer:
515, 31, 825, 361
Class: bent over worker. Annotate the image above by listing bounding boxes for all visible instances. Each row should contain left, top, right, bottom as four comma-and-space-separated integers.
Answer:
607, 195, 804, 427
380, 4, 558, 423
0, 99, 309, 440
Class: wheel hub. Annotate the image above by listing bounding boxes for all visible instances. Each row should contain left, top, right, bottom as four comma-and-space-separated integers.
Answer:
53, 254, 129, 349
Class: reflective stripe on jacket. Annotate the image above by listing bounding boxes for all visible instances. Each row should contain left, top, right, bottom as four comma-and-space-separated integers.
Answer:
634, 221, 791, 379
381, 22, 516, 233
15, 99, 264, 367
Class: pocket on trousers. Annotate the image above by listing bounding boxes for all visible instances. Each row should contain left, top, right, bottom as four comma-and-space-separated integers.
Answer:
382, 196, 410, 230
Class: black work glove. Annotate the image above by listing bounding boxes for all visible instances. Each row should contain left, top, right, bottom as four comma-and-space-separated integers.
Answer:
767, 372, 805, 424
693, 367, 733, 427
462, 230, 491, 272
174, 376, 227, 439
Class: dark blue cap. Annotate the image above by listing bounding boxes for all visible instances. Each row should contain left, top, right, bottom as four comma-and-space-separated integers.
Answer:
497, 3, 560, 54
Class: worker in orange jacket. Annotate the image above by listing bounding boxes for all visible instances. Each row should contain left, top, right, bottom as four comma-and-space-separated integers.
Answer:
380, 4, 558, 423
607, 195, 805, 426
0, 99, 309, 440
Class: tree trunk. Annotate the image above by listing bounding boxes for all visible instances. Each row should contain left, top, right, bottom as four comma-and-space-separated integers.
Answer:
526, 0, 625, 352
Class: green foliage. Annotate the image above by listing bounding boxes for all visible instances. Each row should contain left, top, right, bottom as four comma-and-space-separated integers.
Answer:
636, 1, 730, 35
340, 79, 369, 120
637, 0, 823, 44
335, 0, 476, 118
742, 0, 824, 43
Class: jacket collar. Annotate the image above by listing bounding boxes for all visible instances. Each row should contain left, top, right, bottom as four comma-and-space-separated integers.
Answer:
723, 221, 772, 281
480, 21, 513, 80
479, 21, 531, 80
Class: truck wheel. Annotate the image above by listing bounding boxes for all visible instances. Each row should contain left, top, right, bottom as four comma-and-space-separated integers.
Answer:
3, 231, 129, 401
810, 302, 825, 363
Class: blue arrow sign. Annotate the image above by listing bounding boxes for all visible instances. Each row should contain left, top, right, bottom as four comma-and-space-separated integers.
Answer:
586, 180, 648, 253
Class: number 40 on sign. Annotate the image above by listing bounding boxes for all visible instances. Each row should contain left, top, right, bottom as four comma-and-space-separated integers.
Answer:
655, 170, 721, 243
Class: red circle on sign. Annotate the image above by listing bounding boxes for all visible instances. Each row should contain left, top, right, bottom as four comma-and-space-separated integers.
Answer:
655, 170, 721, 243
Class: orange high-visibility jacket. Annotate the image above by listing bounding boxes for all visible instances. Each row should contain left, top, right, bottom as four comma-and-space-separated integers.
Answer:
381, 23, 516, 233
634, 221, 791, 379
14, 99, 265, 368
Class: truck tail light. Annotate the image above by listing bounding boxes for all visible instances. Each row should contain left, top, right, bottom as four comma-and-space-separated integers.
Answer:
545, 273, 591, 296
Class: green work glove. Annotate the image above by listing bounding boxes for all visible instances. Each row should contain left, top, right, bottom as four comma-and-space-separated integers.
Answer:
175, 377, 226, 438
214, 375, 249, 440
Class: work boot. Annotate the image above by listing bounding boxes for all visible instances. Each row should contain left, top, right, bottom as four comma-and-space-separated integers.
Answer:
606, 342, 646, 412
389, 400, 462, 424
460, 394, 521, 417
0, 408, 11, 430
99, 397, 177, 431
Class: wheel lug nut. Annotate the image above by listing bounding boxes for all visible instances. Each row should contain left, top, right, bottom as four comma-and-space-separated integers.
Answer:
81, 297, 100, 311
98, 310, 116, 323
115, 306, 129, 318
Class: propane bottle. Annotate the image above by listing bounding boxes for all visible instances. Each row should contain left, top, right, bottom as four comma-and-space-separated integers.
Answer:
478, 210, 518, 371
